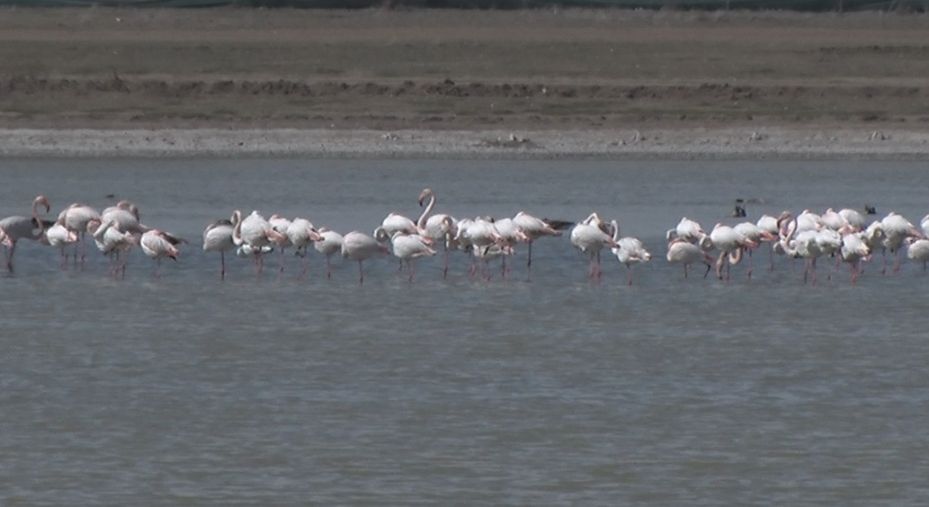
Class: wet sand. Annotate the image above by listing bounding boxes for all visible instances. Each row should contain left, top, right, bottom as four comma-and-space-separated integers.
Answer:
2, 127, 927, 159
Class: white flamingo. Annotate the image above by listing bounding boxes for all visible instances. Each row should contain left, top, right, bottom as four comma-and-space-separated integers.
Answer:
287, 217, 323, 277
838, 208, 866, 231
881, 212, 922, 273
666, 238, 714, 279
232, 210, 286, 275
417, 188, 458, 278
570, 213, 617, 280
341, 229, 389, 284
57, 202, 100, 265
0, 195, 52, 272
709, 223, 756, 281
492, 217, 529, 278
513, 211, 562, 273
906, 238, 929, 271
609, 220, 650, 286
88, 218, 138, 277
140, 229, 183, 278
203, 211, 238, 280
102, 200, 145, 235
389, 231, 436, 282
44, 222, 79, 269
314, 228, 344, 279
840, 231, 870, 284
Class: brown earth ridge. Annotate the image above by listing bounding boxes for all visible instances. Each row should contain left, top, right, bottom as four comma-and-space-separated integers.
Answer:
2, 8, 929, 156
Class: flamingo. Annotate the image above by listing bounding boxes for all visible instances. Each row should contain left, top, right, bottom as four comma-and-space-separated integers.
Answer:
709, 223, 756, 281
341, 229, 389, 284
570, 213, 617, 280
609, 220, 651, 286
512, 211, 562, 273
389, 231, 436, 282
267, 214, 294, 274
840, 230, 870, 284
417, 188, 458, 278
839, 208, 866, 231
44, 222, 79, 269
666, 217, 708, 243
102, 200, 145, 235
231, 210, 286, 275
0, 195, 52, 272
314, 228, 344, 279
57, 202, 100, 265
881, 212, 922, 273
666, 238, 714, 279
287, 218, 323, 277
140, 229, 183, 278
492, 217, 529, 278
821, 208, 848, 231
756, 211, 790, 271
87, 218, 138, 277
202, 211, 238, 280
458, 217, 505, 278
779, 225, 823, 285
733, 222, 776, 278
906, 238, 929, 271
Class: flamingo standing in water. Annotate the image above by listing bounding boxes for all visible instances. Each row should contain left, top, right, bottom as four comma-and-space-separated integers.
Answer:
203, 211, 238, 280
232, 210, 286, 275
314, 228, 344, 279
44, 222, 79, 269
57, 202, 100, 266
709, 223, 756, 281
570, 212, 617, 280
492, 217, 529, 279
389, 230, 436, 283
140, 229, 184, 278
0, 195, 52, 272
88, 218, 137, 277
341, 229, 389, 284
513, 211, 562, 274
417, 188, 458, 278
906, 237, 929, 271
287, 217, 323, 278
880, 212, 922, 274
609, 220, 651, 286
839, 230, 870, 284
666, 238, 714, 279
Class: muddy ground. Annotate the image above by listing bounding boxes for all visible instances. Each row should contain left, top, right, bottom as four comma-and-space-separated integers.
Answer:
2, 8, 929, 131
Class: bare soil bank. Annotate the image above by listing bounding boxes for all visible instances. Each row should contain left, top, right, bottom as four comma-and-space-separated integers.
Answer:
2, 8, 929, 155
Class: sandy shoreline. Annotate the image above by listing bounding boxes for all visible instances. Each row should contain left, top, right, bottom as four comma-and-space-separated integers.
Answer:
2, 127, 928, 159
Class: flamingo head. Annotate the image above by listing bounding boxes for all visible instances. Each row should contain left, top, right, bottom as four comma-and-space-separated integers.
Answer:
33, 195, 51, 214
418, 188, 434, 207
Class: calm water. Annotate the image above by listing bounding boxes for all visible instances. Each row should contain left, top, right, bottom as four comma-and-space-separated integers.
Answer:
1, 158, 929, 505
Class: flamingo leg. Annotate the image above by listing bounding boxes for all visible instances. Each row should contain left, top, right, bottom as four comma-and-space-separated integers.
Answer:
768, 245, 775, 272
326, 255, 333, 280
683, 263, 689, 279
527, 240, 533, 270
442, 244, 449, 280
358, 260, 365, 285
300, 249, 309, 279
626, 264, 632, 286
746, 248, 753, 279
408, 259, 414, 283
6, 241, 16, 273
220, 250, 226, 280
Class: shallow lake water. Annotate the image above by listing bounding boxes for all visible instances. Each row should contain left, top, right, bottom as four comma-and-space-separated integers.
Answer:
1, 158, 928, 505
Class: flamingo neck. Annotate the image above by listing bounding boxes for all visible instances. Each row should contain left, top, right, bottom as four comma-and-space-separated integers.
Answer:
417, 193, 436, 229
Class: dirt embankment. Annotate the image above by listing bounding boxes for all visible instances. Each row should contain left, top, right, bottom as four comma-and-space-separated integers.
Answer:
2, 8, 929, 133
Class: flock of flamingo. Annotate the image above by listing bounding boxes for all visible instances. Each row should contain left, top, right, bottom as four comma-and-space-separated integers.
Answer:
2, 188, 928, 285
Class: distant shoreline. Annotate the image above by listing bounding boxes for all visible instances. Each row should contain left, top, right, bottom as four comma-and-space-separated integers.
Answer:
2, 127, 928, 160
